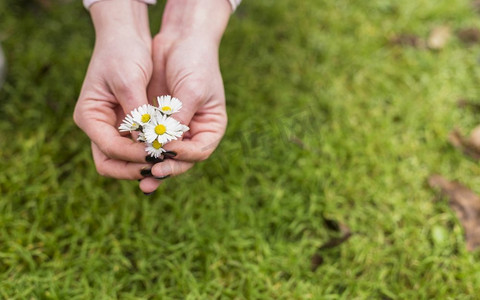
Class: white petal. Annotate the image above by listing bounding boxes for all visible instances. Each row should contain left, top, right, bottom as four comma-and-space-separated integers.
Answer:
157, 134, 173, 144
144, 127, 158, 143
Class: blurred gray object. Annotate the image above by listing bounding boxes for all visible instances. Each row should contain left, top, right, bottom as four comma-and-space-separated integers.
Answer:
0, 45, 5, 88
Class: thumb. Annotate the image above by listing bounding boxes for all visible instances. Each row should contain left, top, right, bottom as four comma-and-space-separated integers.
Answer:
111, 72, 152, 114
169, 81, 206, 127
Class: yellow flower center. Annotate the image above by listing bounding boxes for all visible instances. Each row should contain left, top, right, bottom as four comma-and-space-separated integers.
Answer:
155, 124, 167, 135
162, 106, 172, 112
141, 114, 151, 123
152, 140, 162, 149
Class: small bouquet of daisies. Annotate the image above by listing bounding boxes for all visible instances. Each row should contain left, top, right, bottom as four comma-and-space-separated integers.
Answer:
118, 95, 189, 158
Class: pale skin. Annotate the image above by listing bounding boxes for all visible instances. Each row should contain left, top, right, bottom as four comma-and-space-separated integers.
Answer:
74, 0, 231, 194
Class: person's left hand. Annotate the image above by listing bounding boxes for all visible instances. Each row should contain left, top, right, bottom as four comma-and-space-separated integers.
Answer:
74, 1, 155, 183
138, 31, 229, 193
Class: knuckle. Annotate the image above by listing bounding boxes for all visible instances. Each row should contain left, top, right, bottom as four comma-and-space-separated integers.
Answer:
72, 111, 80, 127
100, 144, 115, 159
95, 164, 109, 177
186, 81, 207, 101
198, 151, 212, 162
72, 105, 83, 128
198, 139, 222, 161
155, 161, 176, 176
172, 165, 186, 176
163, 162, 175, 175
113, 73, 145, 98
113, 78, 130, 95
175, 77, 208, 103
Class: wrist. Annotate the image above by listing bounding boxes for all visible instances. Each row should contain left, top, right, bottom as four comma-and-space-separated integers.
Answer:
90, 0, 151, 45
160, 0, 231, 45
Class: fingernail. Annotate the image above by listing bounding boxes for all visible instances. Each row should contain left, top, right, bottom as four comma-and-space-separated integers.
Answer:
140, 168, 152, 177
154, 175, 171, 180
163, 151, 177, 158
145, 155, 164, 163
143, 191, 155, 196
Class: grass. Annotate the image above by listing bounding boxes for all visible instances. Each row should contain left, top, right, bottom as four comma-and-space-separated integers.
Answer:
2, 0, 480, 298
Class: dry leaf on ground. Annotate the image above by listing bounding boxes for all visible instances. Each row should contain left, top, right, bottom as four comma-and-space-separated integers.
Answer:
389, 34, 424, 48
457, 27, 480, 45
289, 136, 307, 149
428, 174, 480, 251
427, 26, 451, 50
311, 219, 352, 271
449, 128, 480, 160
457, 98, 480, 111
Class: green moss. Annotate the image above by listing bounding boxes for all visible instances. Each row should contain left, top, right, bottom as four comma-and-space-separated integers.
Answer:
1, 0, 480, 298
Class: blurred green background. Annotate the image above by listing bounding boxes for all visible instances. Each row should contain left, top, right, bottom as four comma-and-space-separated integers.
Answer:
2, 0, 480, 298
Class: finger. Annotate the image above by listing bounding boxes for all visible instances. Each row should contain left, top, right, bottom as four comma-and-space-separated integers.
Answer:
91, 142, 151, 180
169, 85, 227, 160
111, 67, 152, 114
162, 104, 227, 161
76, 104, 149, 163
163, 130, 224, 162
168, 85, 204, 126
148, 41, 169, 102
151, 159, 195, 178
139, 176, 163, 194
147, 35, 170, 103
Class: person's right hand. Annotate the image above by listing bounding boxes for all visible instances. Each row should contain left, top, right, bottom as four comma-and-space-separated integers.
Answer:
138, 0, 232, 193
73, 0, 155, 181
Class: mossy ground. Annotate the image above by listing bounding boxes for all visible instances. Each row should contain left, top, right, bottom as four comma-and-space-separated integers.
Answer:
2, 0, 480, 298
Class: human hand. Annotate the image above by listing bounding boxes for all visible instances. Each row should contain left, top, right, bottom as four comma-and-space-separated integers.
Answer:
74, 0, 155, 181
138, 0, 232, 193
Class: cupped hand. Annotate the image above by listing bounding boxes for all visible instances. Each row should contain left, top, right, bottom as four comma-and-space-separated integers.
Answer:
74, 1, 154, 182
139, 32, 228, 193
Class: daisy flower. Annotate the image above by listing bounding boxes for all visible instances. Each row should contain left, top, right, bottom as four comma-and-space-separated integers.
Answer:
180, 124, 190, 133
118, 114, 140, 132
145, 140, 166, 158
165, 118, 189, 138
131, 104, 157, 126
144, 114, 189, 144
156, 95, 182, 115
118, 95, 189, 157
